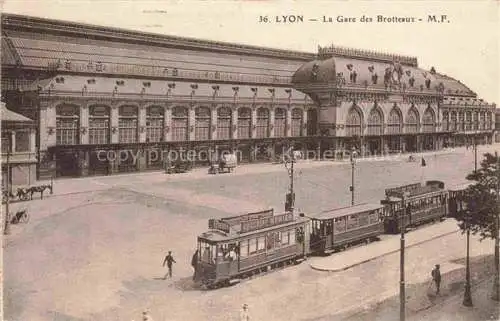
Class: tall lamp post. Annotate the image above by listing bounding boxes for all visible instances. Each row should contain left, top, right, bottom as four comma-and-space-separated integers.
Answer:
493, 152, 500, 301
284, 150, 295, 213
350, 147, 358, 206
463, 195, 473, 306
399, 191, 409, 321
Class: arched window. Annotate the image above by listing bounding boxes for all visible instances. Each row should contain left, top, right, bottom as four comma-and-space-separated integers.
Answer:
291, 108, 303, 136
172, 106, 188, 141
256, 107, 270, 138
450, 111, 457, 131
442, 111, 449, 131
486, 112, 492, 130
387, 108, 402, 134
89, 105, 110, 144
56, 104, 79, 145
480, 111, 485, 130
406, 108, 419, 133
195, 106, 211, 140
146, 106, 164, 142
473, 112, 478, 130
119, 105, 138, 143
307, 109, 317, 136
238, 108, 252, 139
458, 111, 464, 131
274, 107, 286, 137
423, 108, 436, 133
367, 107, 383, 135
217, 106, 232, 140
346, 107, 362, 136
465, 111, 472, 131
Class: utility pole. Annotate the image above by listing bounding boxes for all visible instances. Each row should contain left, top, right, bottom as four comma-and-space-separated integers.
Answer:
3, 134, 12, 235
400, 193, 407, 321
350, 147, 357, 206
463, 194, 473, 306
493, 151, 499, 301
285, 150, 295, 213
474, 137, 477, 173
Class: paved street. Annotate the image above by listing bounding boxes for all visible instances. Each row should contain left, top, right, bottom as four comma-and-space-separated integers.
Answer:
3, 145, 499, 321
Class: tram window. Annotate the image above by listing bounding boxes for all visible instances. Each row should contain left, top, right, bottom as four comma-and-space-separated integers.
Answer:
257, 236, 266, 252
347, 215, 358, 230
289, 230, 296, 245
369, 212, 379, 224
240, 240, 249, 258
200, 243, 215, 264
249, 238, 257, 254
335, 217, 346, 233
358, 213, 369, 226
281, 231, 290, 245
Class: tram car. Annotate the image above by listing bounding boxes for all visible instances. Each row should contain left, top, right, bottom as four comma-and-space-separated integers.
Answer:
309, 203, 386, 255
194, 209, 309, 288
381, 180, 448, 233
447, 182, 473, 219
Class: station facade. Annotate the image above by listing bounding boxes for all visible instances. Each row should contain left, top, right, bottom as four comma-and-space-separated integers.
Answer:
1, 14, 496, 179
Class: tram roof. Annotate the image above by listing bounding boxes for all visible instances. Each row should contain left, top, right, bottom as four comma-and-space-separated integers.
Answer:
311, 203, 384, 220
448, 182, 474, 192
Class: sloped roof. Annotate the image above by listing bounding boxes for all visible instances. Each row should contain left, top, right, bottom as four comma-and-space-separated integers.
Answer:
1, 103, 33, 122
312, 203, 384, 220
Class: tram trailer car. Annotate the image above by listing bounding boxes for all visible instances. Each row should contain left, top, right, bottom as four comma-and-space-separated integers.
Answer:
447, 182, 473, 219
195, 209, 309, 288
309, 203, 386, 255
381, 180, 448, 234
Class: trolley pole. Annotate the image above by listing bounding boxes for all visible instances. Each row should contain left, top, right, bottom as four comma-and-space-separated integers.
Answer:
350, 147, 357, 206
493, 151, 500, 301
400, 194, 406, 321
4, 135, 12, 235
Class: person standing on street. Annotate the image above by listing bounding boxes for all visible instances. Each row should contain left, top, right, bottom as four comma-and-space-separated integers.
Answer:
162, 251, 176, 279
191, 249, 199, 281
431, 264, 441, 294
240, 304, 250, 321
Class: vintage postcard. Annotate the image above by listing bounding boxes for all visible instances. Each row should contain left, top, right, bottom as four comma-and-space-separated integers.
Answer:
1, 0, 499, 320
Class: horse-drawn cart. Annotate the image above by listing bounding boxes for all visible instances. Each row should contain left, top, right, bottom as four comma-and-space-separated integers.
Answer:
208, 153, 237, 175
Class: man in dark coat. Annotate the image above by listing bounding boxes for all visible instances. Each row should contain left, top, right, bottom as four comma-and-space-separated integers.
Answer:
191, 250, 199, 281
431, 264, 441, 294
162, 251, 176, 279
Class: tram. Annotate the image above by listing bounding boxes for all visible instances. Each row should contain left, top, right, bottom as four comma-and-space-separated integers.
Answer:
309, 203, 385, 255
194, 209, 309, 288
448, 182, 473, 218
381, 180, 448, 233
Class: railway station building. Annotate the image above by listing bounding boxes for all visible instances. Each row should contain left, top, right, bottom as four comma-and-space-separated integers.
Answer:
1, 14, 496, 179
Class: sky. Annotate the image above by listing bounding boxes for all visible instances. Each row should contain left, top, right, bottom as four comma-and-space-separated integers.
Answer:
1, 0, 499, 104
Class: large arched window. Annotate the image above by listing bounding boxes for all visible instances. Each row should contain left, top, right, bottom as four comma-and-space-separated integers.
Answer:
56, 104, 79, 145
346, 107, 362, 136
238, 107, 252, 139
291, 108, 303, 136
465, 111, 472, 131
487, 112, 492, 130
442, 111, 449, 131
458, 111, 464, 131
472, 112, 478, 130
256, 107, 270, 138
387, 108, 402, 134
367, 107, 383, 135
406, 108, 419, 133
423, 108, 436, 133
480, 111, 486, 130
217, 106, 232, 140
89, 105, 110, 144
450, 111, 457, 131
118, 105, 138, 143
195, 106, 211, 140
172, 106, 188, 141
274, 107, 286, 137
146, 106, 164, 142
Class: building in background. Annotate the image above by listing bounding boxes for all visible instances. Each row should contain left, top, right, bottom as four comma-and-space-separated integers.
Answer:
1, 14, 496, 179
1, 102, 37, 188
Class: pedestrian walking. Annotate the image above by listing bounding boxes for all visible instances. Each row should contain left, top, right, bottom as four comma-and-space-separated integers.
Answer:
240, 304, 250, 321
162, 251, 176, 279
191, 249, 199, 281
431, 264, 441, 294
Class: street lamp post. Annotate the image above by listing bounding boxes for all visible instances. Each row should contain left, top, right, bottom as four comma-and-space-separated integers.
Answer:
463, 196, 473, 306
3, 134, 12, 235
399, 193, 408, 321
350, 147, 357, 206
285, 150, 295, 213
493, 152, 500, 301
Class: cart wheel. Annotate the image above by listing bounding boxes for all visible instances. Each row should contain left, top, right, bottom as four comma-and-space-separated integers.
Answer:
20, 212, 29, 223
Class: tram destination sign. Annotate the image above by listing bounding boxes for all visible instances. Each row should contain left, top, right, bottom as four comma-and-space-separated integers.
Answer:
240, 212, 294, 233
385, 183, 421, 197
208, 219, 230, 233
221, 209, 274, 226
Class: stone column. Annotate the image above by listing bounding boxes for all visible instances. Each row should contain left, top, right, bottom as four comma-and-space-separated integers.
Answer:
251, 107, 257, 139
189, 105, 196, 141
10, 131, 16, 153
269, 108, 275, 138
80, 151, 89, 177
164, 106, 171, 141
302, 109, 308, 136
138, 105, 147, 143
211, 106, 218, 141
286, 108, 292, 137
232, 107, 238, 139
110, 105, 119, 144
80, 105, 89, 144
